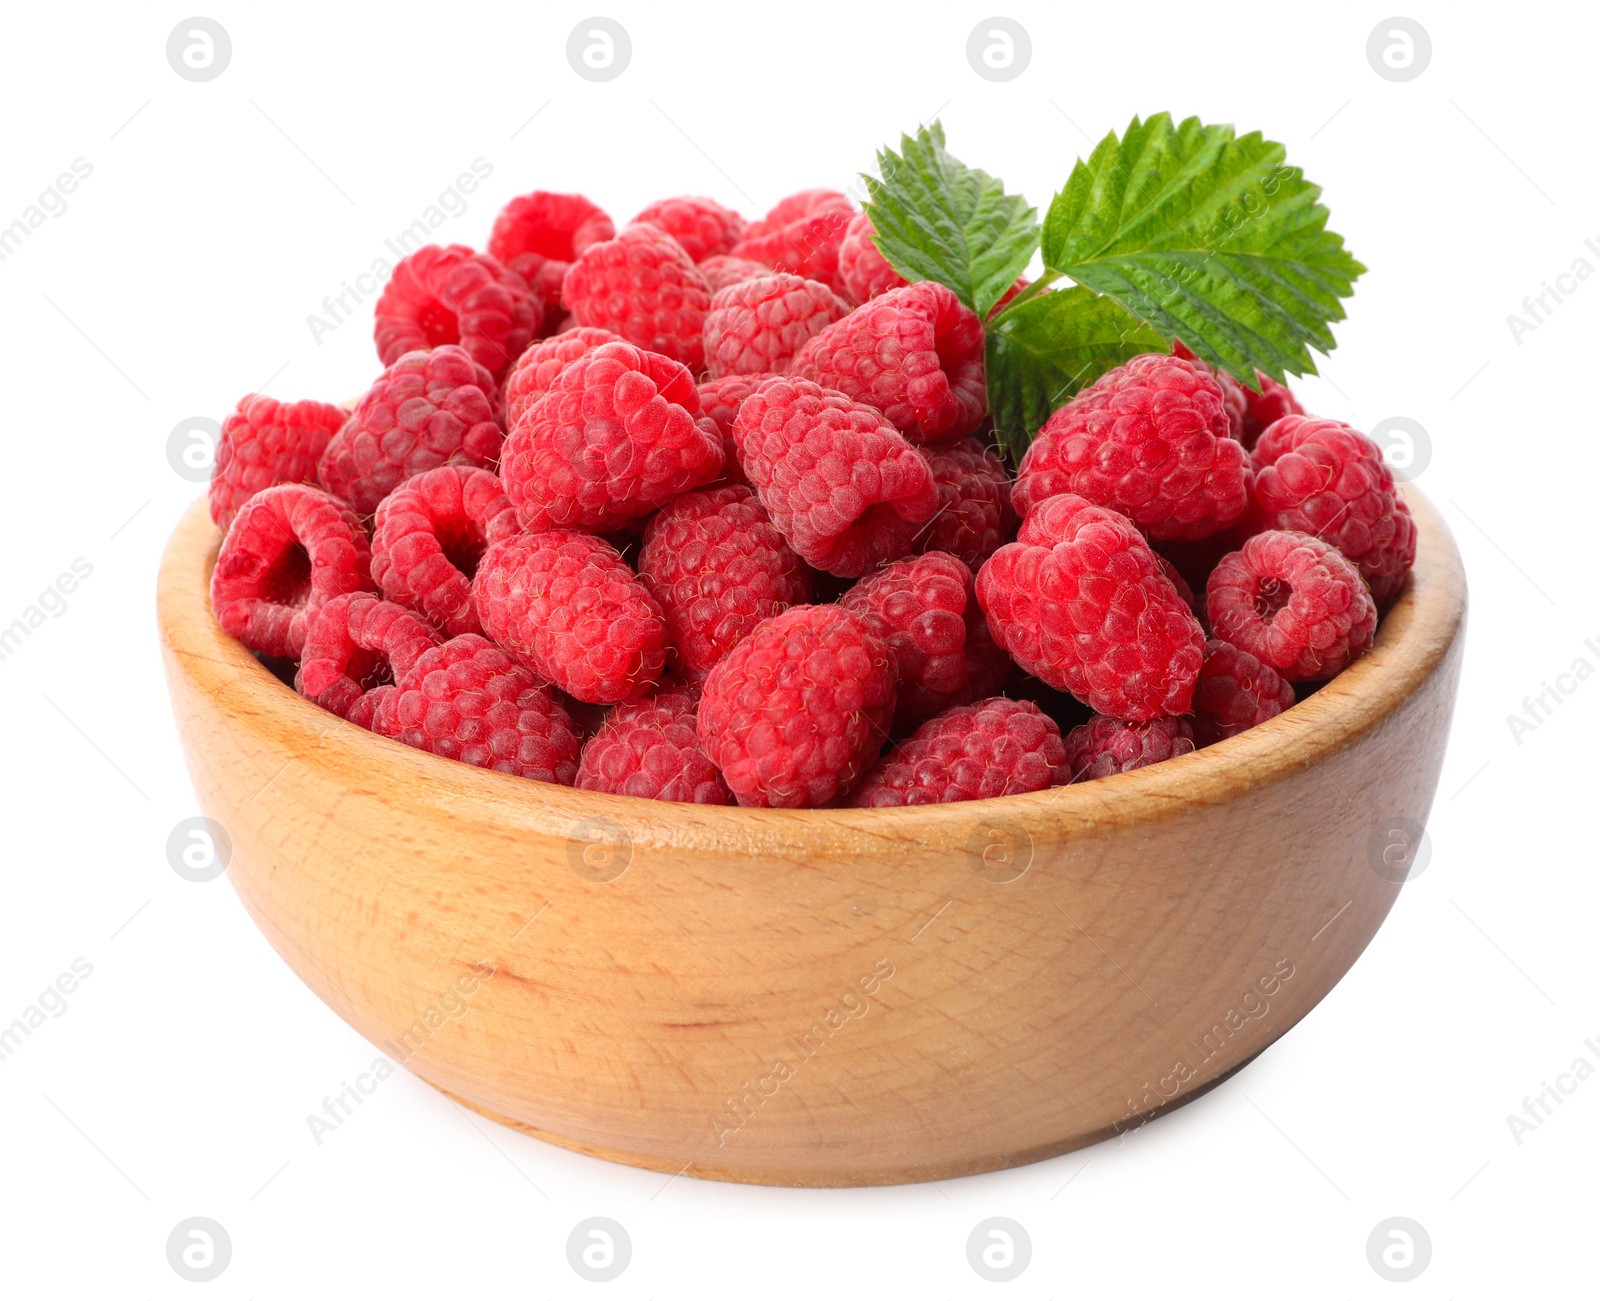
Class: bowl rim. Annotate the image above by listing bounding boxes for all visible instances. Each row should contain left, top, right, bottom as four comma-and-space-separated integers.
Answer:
157, 484, 1466, 848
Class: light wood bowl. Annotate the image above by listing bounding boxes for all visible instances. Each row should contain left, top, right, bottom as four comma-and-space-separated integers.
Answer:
157, 488, 1465, 1186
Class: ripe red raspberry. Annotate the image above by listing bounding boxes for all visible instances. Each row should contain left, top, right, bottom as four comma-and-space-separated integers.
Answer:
1248, 415, 1417, 607
499, 342, 723, 532
698, 255, 771, 294
840, 552, 976, 729
295, 593, 439, 723
789, 281, 987, 443
638, 486, 812, 676
697, 604, 896, 807
917, 437, 1016, 568
732, 377, 939, 577
836, 211, 905, 303
852, 697, 1068, 806
1168, 342, 1303, 446
1192, 637, 1296, 745
474, 530, 668, 704
374, 244, 539, 381
1014, 353, 1250, 541
629, 196, 746, 264
730, 188, 856, 295
209, 395, 348, 531
1062, 714, 1196, 783
380, 633, 580, 783
576, 685, 732, 803
703, 273, 849, 378
1170, 340, 1248, 441
976, 493, 1204, 719
1241, 374, 1304, 449
1170, 342, 1306, 449
210, 484, 373, 660
488, 191, 614, 332
1207, 530, 1377, 681
503, 326, 622, 429
318, 346, 502, 515
561, 224, 714, 370
370, 466, 520, 637
695, 372, 780, 486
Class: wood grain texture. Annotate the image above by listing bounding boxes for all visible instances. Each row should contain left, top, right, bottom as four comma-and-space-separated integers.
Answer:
157, 486, 1466, 1186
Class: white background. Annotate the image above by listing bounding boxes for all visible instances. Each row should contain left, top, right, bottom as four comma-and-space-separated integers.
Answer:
1, 1, 1594, 1296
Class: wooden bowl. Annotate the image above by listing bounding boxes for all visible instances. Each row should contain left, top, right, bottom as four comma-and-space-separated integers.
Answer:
157, 488, 1465, 1187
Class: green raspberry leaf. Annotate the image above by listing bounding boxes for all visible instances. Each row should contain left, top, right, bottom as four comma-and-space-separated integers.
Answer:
1041, 113, 1365, 385
985, 287, 1165, 462
862, 121, 1039, 318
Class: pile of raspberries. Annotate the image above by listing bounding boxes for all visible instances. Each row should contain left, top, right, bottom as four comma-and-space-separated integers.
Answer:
206, 188, 1415, 809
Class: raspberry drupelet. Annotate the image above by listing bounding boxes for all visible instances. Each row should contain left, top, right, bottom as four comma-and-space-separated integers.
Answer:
1169, 340, 1304, 449
956, 617, 1017, 707
699, 255, 775, 294
694, 371, 781, 486
1169, 340, 1248, 441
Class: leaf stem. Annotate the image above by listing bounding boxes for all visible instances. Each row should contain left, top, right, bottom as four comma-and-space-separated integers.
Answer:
987, 271, 1064, 326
